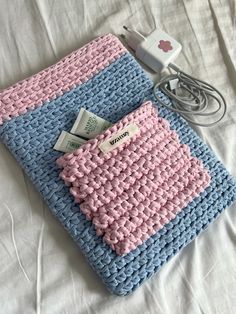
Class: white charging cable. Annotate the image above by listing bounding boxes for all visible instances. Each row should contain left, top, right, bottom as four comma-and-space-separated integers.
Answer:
122, 26, 227, 127
154, 63, 227, 126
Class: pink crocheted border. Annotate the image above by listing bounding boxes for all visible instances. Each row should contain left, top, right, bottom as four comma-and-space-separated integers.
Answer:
57, 101, 211, 255
0, 34, 126, 125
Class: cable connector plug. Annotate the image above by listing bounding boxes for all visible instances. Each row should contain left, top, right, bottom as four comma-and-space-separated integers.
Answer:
122, 26, 146, 51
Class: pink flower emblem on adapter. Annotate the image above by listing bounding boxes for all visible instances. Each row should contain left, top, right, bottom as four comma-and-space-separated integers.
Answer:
158, 40, 173, 52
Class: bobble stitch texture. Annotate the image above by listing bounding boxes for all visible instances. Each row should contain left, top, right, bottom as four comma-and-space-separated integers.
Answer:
58, 102, 211, 255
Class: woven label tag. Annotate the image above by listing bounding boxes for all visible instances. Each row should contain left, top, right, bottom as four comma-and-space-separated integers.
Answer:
99, 123, 140, 153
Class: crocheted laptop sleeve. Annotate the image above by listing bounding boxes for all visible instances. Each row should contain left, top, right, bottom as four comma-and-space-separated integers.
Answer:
57, 101, 211, 256
0, 34, 235, 295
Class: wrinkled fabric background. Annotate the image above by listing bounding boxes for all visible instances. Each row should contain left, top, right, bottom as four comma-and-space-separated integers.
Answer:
0, 1, 236, 313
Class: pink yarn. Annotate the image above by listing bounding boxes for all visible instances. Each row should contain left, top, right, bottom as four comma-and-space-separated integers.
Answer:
57, 101, 211, 255
0, 34, 126, 125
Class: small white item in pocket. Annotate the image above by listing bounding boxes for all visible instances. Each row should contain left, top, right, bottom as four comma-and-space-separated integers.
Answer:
53, 131, 86, 153
99, 123, 140, 154
71, 108, 112, 139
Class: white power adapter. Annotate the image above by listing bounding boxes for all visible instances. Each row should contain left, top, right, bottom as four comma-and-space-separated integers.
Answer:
122, 26, 227, 127
123, 26, 182, 72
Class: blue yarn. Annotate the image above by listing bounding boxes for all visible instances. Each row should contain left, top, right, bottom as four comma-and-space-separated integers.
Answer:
0, 52, 236, 296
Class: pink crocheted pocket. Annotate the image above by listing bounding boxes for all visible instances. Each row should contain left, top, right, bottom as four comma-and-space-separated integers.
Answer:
57, 101, 211, 255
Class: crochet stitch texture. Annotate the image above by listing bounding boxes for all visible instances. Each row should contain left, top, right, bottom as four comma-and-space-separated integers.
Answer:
0, 34, 236, 295
57, 102, 211, 255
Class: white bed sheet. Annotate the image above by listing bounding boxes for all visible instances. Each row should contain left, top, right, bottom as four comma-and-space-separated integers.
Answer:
0, 0, 236, 313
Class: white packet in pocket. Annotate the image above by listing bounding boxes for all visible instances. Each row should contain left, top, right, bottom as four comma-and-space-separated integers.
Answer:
71, 108, 112, 139
53, 131, 86, 153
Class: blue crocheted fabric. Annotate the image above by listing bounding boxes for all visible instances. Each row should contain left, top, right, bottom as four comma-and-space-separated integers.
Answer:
0, 34, 235, 295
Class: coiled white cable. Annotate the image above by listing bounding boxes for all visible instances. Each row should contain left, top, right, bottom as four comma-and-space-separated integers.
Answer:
153, 63, 227, 127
